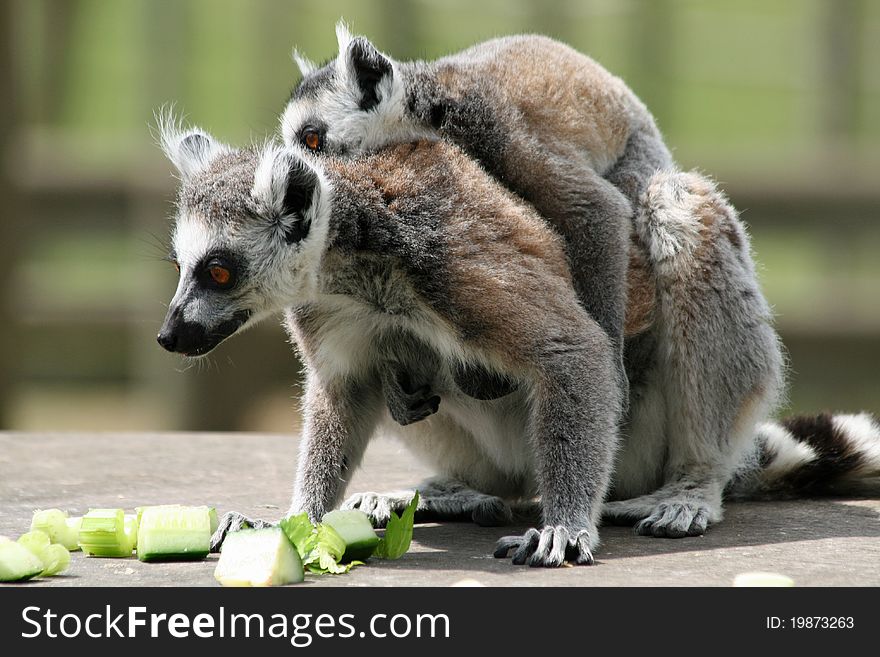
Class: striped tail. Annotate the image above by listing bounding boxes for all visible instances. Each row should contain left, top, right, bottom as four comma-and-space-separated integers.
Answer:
726, 412, 880, 499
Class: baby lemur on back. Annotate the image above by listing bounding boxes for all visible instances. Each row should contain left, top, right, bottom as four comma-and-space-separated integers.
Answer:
282, 24, 673, 415
157, 117, 880, 565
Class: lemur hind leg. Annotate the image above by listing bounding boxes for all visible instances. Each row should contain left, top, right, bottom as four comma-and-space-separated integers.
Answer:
604, 171, 784, 538
343, 476, 513, 528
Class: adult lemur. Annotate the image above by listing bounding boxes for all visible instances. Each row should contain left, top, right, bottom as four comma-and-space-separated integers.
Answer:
157, 118, 880, 566
278, 25, 880, 539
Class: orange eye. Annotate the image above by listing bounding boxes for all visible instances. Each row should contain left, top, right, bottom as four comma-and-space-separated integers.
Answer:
209, 265, 231, 285
172, 261, 180, 274
302, 130, 322, 151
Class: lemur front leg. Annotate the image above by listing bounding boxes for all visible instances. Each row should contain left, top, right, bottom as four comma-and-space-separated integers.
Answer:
343, 476, 513, 528
495, 334, 621, 567
288, 373, 384, 522
211, 372, 382, 551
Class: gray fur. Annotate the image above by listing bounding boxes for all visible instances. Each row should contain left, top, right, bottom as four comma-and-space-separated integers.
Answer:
159, 119, 880, 565
160, 129, 621, 565
279, 29, 680, 413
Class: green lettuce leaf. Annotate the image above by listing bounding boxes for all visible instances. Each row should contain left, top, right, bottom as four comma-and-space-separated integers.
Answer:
280, 513, 363, 574
373, 491, 419, 560
279, 512, 317, 561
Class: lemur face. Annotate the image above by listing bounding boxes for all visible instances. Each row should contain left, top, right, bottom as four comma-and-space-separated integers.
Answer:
156, 116, 327, 357
280, 23, 412, 157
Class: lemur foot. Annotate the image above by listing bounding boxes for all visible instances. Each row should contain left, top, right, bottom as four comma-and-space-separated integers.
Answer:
603, 489, 721, 538
342, 478, 512, 528
342, 492, 403, 528
210, 511, 275, 552
494, 526, 595, 567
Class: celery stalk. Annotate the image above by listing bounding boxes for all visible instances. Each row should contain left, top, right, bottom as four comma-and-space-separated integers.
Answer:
78, 509, 132, 557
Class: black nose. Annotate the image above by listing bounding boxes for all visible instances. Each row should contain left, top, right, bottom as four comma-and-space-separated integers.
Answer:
157, 329, 177, 352
157, 306, 186, 353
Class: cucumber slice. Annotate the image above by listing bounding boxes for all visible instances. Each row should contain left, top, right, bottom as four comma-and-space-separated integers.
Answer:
321, 510, 379, 562
79, 509, 133, 557
136, 506, 211, 562
17, 530, 51, 557
0, 541, 45, 582
214, 528, 304, 587
39, 544, 71, 576
18, 531, 70, 576
31, 509, 81, 551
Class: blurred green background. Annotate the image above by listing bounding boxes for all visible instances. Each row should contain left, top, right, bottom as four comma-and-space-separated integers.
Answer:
1, 0, 878, 433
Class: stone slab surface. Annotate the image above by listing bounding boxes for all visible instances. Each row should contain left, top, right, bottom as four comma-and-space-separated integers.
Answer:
1, 432, 878, 587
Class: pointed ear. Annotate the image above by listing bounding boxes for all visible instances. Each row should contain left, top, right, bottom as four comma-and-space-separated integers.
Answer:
336, 25, 392, 111
155, 109, 227, 179
252, 145, 320, 244
292, 48, 317, 77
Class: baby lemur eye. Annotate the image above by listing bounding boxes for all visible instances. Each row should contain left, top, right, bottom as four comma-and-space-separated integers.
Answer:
300, 127, 324, 152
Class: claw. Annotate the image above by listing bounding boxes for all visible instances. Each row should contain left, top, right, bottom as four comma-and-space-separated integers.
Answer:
210, 511, 273, 552
494, 527, 595, 567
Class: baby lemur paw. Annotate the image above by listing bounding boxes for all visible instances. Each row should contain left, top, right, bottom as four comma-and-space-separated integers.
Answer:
390, 387, 441, 426
210, 511, 275, 552
493, 526, 595, 567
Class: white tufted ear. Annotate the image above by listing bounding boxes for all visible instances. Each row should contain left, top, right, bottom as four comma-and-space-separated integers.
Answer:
334, 19, 354, 56
155, 108, 229, 180
292, 48, 318, 77
252, 144, 322, 244
332, 21, 393, 111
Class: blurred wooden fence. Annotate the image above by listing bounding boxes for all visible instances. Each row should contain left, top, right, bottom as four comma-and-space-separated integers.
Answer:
1, 0, 878, 429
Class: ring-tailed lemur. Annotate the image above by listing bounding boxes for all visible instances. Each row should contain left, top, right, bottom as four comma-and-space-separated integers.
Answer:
278, 25, 880, 536
156, 117, 880, 565
282, 24, 680, 416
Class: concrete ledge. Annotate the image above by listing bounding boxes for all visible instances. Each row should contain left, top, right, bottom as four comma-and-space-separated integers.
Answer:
1, 432, 878, 586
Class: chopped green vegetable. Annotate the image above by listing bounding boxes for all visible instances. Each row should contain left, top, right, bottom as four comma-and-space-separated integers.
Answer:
280, 512, 318, 560
308, 524, 353, 575
124, 514, 138, 547
322, 510, 380, 562
0, 541, 45, 582
79, 508, 133, 557
373, 491, 419, 560
214, 528, 304, 587
136, 506, 211, 561
17, 530, 70, 576
64, 517, 82, 551
31, 509, 81, 551
17, 530, 51, 557
279, 513, 362, 574
38, 544, 71, 576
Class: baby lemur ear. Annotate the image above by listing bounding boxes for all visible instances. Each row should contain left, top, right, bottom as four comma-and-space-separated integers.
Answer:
252, 145, 320, 244
156, 109, 228, 180
292, 48, 317, 77
335, 22, 392, 111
